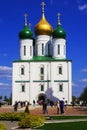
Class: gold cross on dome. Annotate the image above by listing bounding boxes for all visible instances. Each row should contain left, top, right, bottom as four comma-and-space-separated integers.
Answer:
41, 2, 46, 13
58, 12, 61, 25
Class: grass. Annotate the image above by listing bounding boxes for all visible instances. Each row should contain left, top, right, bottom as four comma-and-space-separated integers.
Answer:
46, 115, 87, 120
35, 116, 87, 130
36, 121, 87, 130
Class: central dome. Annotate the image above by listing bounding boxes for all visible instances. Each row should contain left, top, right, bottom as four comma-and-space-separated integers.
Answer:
34, 13, 52, 36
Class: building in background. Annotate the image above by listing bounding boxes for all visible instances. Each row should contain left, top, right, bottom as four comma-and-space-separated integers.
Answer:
12, 2, 72, 105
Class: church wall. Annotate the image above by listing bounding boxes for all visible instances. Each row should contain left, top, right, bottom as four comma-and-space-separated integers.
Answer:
67, 61, 72, 103
27, 61, 71, 104
12, 62, 30, 105
12, 62, 30, 81
12, 60, 72, 105
52, 82, 68, 98
28, 62, 51, 104
20, 39, 33, 60
47, 61, 72, 103
53, 39, 66, 59
12, 83, 30, 104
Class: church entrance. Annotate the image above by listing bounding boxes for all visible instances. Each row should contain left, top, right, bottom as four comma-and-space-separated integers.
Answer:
38, 93, 46, 103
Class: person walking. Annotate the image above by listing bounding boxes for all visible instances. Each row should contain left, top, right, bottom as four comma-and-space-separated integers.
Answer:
14, 101, 18, 112
33, 100, 35, 107
57, 101, 60, 114
42, 101, 48, 114
60, 100, 64, 114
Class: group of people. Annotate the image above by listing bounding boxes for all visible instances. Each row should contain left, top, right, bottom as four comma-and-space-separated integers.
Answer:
13, 99, 65, 114
41, 100, 65, 114
56, 100, 65, 114
14, 100, 29, 111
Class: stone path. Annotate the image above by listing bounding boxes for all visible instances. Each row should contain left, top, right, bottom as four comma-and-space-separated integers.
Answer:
29, 105, 87, 116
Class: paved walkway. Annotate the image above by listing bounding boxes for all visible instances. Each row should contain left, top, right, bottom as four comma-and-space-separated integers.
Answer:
2, 118, 87, 130
0, 105, 87, 130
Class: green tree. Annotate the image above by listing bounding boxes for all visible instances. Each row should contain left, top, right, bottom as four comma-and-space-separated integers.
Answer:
80, 86, 87, 101
72, 96, 76, 103
9, 93, 12, 105
0, 96, 2, 100
4, 93, 12, 105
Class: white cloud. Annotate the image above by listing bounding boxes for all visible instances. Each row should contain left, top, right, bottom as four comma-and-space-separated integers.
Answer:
0, 66, 12, 71
0, 53, 7, 57
81, 68, 87, 72
72, 83, 79, 87
0, 66, 12, 79
0, 83, 9, 87
77, 0, 87, 12
78, 4, 87, 10
79, 79, 87, 82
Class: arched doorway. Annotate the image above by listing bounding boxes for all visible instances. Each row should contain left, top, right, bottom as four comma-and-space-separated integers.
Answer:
38, 93, 46, 102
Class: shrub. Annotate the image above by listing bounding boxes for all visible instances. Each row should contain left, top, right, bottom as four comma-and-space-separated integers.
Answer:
0, 122, 6, 130
0, 112, 27, 121
0, 112, 45, 129
18, 115, 45, 128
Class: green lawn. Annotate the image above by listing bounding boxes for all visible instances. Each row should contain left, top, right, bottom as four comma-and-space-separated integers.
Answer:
46, 115, 87, 120
36, 121, 87, 130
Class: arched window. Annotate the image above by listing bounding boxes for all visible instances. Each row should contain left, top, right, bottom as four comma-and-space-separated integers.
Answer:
64, 45, 65, 55
42, 43, 44, 55
30, 46, 32, 56
58, 44, 60, 55
24, 45, 26, 56
58, 65, 62, 75
41, 85, 44, 91
40, 65, 44, 80
59, 84, 63, 92
40, 65, 44, 75
21, 85, 25, 92
20, 66, 25, 75
59, 67, 62, 74
48, 43, 50, 56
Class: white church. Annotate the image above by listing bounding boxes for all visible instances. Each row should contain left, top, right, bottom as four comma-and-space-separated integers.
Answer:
12, 2, 72, 105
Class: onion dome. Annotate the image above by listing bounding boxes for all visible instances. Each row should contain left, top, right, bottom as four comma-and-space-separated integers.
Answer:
52, 13, 66, 39
34, 2, 52, 36
19, 13, 33, 39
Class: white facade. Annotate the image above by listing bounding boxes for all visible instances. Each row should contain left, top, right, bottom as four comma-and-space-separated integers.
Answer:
12, 59, 72, 105
53, 39, 66, 59
12, 10, 72, 105
20, 39, 33, 60
35, 35, 51, 56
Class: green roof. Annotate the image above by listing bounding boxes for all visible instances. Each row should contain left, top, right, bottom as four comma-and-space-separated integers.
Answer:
19, 25, 33, 39
52, 24, 66, 39
13, 56, 72, 62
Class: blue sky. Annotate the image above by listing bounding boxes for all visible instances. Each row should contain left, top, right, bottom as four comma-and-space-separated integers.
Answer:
0, 0, 87, 98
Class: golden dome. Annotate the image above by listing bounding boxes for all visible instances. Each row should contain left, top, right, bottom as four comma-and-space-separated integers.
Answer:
34, 2, 52, 36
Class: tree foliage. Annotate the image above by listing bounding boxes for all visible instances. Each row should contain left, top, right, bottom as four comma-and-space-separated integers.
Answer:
72, 96, 76, 102
0, 96, 2, 100
79, 86, 87, 101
